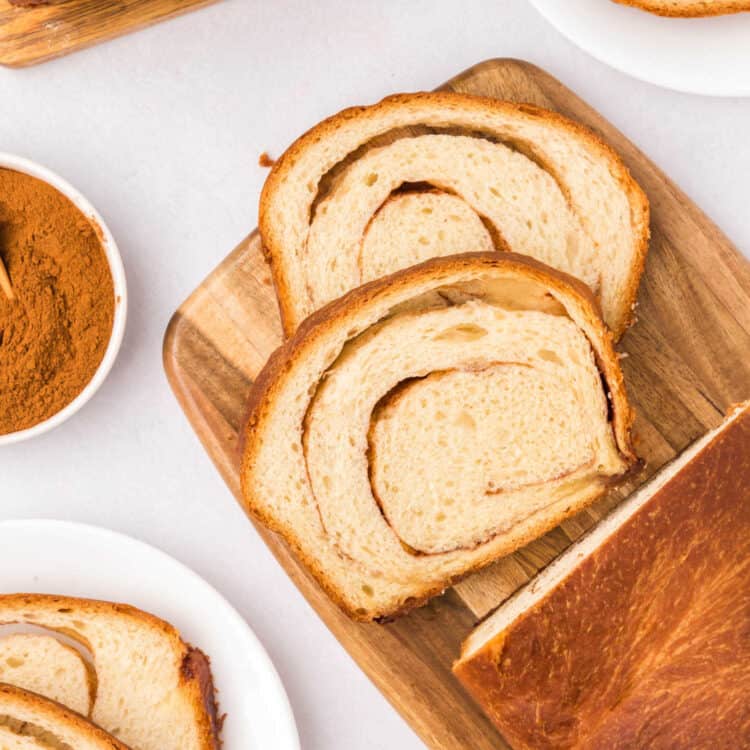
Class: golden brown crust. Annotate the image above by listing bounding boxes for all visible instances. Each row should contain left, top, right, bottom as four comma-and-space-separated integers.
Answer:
0, 594, 220, 750
241, 252, 637, 620
613, 0, 750, 16
0, 683, 129, 749
454, 403, 750, 749
181, 649, 222, 750
259, 91, 650, 340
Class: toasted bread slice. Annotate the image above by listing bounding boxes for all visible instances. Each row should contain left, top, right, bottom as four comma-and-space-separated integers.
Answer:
259, 92, 649, 338
0, 596, 220, 750
0, 634, 93, 716
241, 252, 637, 620
0, 684, 127, 750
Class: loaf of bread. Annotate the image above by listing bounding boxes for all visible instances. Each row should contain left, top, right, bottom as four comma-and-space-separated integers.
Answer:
0, 634, 92, 716
241, 252, 637, 620
259, 92, 649, 339
613, 0, 750, 15
454, 401, 750, 749
0, 684, 127, 750
0, 595, 220, 750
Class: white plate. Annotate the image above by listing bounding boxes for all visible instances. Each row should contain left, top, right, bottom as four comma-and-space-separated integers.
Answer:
0, 520, 300, 750
528, 0, 750, 97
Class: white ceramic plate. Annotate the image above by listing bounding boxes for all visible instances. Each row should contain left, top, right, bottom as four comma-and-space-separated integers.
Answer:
0, 520, 300, 750
528, 0, 750, 97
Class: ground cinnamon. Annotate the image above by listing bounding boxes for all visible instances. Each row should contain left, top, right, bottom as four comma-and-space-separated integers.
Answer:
0, 167, 115, 435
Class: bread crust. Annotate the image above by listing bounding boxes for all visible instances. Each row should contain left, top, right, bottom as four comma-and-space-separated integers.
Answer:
0, 594, 220, 750
0, 683, 128, 750
613, 0, 750, 16
259, 91, 650, 340
241, 252, 637, 620
453, 402, 750, 749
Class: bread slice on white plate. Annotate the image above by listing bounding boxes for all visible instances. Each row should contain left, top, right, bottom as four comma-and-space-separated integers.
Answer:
613, 0, 750, 16
0, 634, 93, 716
454, 401, 750, 749
0, 595, 220, 750
241, 252, 638, 621
0, 684, 128, 750
259, 92, 649, 339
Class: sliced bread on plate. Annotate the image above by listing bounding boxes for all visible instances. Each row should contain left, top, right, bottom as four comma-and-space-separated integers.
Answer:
0, 595, 220, 750
0, 634, 92, 716
241, 252, 638, 620
613, 0, 750, 16
454, 401, 750, 749
0, 684, 127, 750
259, 91, 649, 338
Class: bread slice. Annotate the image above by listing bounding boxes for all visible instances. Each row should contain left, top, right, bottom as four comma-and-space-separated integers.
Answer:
259, 92, 649, 339
613, 0, 750, 16
0, 684, 128, 750
0, 634, 93, 716
0, 724, 53, 749
361, 190, 494, 281
241, 252, 637, 620
454, 401, 750, 749
0, 596, 220, 750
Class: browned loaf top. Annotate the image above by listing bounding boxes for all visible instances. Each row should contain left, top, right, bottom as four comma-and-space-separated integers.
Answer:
454, 402, 750, 749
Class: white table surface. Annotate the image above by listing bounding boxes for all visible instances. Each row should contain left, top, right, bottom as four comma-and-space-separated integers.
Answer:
1, 1, 748, 747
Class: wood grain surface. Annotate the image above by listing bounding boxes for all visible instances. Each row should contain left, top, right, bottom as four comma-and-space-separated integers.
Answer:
0, 0, 220, 68
163, 59, 750, 749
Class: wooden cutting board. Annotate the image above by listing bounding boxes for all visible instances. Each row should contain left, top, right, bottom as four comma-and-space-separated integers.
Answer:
0, 0, 220, 67
163, 59, 750, 749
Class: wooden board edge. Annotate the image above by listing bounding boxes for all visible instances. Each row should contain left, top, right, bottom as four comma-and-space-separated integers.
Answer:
0, 0, 222, 68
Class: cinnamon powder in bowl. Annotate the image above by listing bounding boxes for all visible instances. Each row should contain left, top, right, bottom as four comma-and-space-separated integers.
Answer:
0, 158, 126, 441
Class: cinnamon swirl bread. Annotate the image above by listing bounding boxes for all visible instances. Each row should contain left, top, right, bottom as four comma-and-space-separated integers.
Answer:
0, 595, 220, 750
259, 92, 649, 338
0, 635, 93, 716
0, 684, 127, 750
241, 253, 637, 620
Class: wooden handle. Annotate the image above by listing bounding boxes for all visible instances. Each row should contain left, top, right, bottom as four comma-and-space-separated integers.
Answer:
0, 255, 14, 301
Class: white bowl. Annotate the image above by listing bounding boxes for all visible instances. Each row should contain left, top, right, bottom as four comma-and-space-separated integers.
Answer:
0, 154, 127, 446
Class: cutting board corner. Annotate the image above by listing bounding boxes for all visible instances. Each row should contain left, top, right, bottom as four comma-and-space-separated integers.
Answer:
0, 0, 221, 68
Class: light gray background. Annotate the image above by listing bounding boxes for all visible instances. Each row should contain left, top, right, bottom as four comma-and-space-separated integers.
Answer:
1, 1, 748, 748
